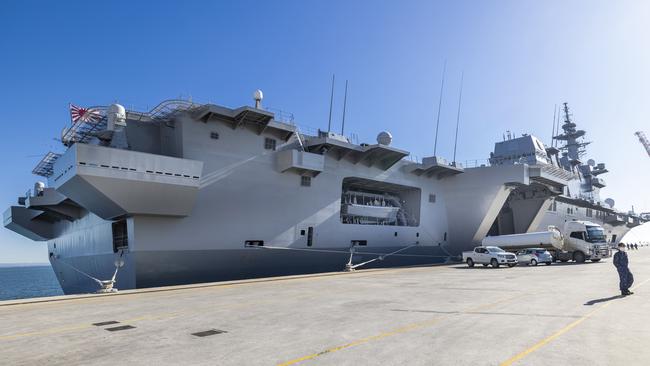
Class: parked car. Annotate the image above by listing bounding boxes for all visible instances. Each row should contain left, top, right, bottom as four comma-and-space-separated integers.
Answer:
462, 246, 518, 268
516, 248, 552, 266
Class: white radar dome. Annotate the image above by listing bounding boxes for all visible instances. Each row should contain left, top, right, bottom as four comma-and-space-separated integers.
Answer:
107, 103, 126, 129
377, 131, 393, 146
253, 89, 264, 101
587, 159, 596, 167
34, 181, 45, 194
253, 89, 264, 108
604, 198, 615, 208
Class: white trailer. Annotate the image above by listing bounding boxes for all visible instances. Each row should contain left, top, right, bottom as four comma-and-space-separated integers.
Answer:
481, 221, 611, 263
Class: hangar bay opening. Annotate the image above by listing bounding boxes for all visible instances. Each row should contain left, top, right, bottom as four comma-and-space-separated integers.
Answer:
340, 177, 420, 226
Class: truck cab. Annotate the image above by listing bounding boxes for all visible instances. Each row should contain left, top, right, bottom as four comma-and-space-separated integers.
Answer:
559, 221, 611, 262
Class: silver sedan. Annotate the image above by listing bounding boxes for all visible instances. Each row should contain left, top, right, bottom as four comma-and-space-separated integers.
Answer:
516, 248, 552, 266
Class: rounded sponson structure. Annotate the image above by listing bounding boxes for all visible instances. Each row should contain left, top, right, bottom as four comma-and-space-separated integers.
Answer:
107, 103, 127, 127
377, 131, 393, 146
605, 198, 615, 208
34, 181, 45, 195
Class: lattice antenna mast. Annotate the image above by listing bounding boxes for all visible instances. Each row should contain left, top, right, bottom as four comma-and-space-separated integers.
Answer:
635, 131, 650, 158
554, 102, 590, 161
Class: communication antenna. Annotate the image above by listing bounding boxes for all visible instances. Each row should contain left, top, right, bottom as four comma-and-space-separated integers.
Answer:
341, 80, 349, 135
433, 60, 447, 157
452, 71, 464, 165
551, 104, 557, 146
327, 74, 335, 133
555, 104, 561, 147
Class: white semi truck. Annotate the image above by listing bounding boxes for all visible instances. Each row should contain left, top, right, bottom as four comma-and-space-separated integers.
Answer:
481, 220, 611, 263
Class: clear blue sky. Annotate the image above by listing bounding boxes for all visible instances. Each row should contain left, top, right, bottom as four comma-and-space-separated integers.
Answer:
1, 0, 649, 263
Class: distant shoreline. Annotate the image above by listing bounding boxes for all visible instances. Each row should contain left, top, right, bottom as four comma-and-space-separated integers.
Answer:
0, 263, 50, 268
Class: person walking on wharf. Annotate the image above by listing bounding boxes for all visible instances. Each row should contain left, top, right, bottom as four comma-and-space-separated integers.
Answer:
614, 242, 634, 296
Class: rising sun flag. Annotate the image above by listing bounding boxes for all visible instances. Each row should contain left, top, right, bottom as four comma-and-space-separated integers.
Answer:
69, 103, 102, 123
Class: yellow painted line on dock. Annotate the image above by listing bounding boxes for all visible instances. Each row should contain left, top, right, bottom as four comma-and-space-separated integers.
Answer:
499, 277, 650, 366
0, 264, 458, 343
498, 303, 613, 366
277, 293, 525, 366
278, 318, 444, 366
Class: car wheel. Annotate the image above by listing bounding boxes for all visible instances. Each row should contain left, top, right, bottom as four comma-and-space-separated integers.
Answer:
591, 259, 601, 262
466, 258, 475, 267
530, 259, 538, 266
491, 259, 499, 268
573, 251, 586, 263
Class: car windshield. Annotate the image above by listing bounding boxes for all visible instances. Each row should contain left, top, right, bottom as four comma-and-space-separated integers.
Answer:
586, 226, 606, 243
487, 247, 505, 253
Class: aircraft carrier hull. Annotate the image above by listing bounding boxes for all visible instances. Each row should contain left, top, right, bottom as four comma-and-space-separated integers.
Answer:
4, 99, 587, 295
50, 246, 448, 294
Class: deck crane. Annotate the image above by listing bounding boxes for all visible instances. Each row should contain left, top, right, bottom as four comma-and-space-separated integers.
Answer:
635, 131, 650, 158
635, 132, 650, 220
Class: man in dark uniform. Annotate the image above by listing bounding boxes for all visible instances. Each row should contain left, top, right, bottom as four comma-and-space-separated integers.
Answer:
614, 242, 634, 296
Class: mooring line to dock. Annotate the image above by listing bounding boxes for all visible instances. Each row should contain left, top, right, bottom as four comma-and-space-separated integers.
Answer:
499, 276, 650, 366
0, 262, 454, 309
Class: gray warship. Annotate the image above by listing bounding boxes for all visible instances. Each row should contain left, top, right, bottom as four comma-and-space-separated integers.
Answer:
486, 103, 645, 246
4, 92, 594, 294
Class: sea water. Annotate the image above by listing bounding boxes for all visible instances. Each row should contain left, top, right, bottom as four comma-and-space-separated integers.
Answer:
0, 265, 63, 301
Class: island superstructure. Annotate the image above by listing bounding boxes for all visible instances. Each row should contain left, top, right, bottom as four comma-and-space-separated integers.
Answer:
5, 92, 572, 294
485, 103, 645, 249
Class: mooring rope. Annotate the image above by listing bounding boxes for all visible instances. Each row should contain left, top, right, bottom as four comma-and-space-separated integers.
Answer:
251, 244, 449, 259
55, 259, 104, 286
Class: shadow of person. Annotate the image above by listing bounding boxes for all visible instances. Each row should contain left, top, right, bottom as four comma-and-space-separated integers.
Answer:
584, 295, 625, 306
